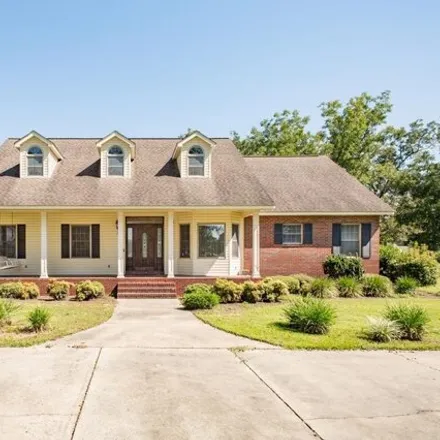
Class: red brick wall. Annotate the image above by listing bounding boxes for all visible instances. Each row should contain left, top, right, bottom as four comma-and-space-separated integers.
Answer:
244, 215, 380, 277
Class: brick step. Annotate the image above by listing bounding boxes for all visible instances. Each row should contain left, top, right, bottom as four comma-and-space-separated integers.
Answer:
117, 292, 177, 299
118, 281, 176, 286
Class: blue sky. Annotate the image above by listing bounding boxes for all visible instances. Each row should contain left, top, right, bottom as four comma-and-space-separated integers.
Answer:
0, 0, 439, 141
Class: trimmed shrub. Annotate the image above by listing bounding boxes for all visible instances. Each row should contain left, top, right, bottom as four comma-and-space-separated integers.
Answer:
284, 297, 336, 334
0, 299, 20, 326
0, 282, 24, 299
23, 282, 40, 299
295, 274, 314, 296
260, 278, 289, 302
47, 280, 71, 300
309, 278, 338, 298
28, 306, 51, 332
385, 303, 429, 341
364, 317, 402, 342
273, 276, 301, 295
395, 277, 418, 295
241, 281, 262, 303
362, 275, 393, 297
182, 292, 220, 310
75, 280, 105, 301
337, 276, 363, 298
323, 255, 364, 279
213, 279, 243, 303
380, 244, 438, 286
184, 283, 213, 295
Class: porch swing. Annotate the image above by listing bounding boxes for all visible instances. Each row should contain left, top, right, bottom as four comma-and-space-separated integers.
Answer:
0, 211, 21, 270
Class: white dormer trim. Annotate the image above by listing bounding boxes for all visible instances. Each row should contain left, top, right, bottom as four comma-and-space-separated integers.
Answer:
173, 131, 216, 159
96, 131, 136, 159
14, 131, 62, 178
14, 131, 63, 160
173, 131, 215, 178
97, 131, 135, 178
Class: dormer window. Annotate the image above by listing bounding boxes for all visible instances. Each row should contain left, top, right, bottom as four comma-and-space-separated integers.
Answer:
108, 145, 124, 176
27, 146, 44, 176
188, 146, 205, 176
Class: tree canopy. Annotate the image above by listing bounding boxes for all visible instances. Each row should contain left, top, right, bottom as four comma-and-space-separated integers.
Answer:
233, 92, 440, 249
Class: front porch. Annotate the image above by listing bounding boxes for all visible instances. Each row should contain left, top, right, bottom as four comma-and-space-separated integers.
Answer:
0, 209, 262, 281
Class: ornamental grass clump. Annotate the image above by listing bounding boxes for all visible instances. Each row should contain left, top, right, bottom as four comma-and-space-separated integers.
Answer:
284, 297, 336, 335
385, 303, 429, 341
28, 306, 51, 332
364, 317, 401, 342
394, 277, 418, 295
362, 275, 393, 297
337, 276, 363, 298
272, 276, 301, 295
0, 299, 20, 326
309, 278, 338, 298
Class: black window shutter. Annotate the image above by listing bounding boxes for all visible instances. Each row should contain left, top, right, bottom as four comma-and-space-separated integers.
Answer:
92, 224, 100, 258
332, 224, 341, 255
303, 224, 313, 244
61, 224, 70, 259
17, 225, 26, 259
361, 223, 372, 259
274, 224, 283, 244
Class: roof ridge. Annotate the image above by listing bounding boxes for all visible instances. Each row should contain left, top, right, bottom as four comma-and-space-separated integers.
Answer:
8, 137, 232, 141
244, 154, 325, 158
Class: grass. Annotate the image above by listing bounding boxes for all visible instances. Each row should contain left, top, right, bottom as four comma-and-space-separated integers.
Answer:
195, 297, 440, 350
0, 297, 115, 347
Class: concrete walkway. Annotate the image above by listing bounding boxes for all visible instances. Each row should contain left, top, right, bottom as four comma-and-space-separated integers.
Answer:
1, 300, 440, 439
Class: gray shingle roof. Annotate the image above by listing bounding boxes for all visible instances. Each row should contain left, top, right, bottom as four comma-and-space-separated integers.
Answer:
244, 156, 393, 214
0, 138, 274, 208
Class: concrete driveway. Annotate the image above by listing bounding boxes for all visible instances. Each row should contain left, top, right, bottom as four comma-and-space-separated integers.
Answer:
1, 299, 440, 439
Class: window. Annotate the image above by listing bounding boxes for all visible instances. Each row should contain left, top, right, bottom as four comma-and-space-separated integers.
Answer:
198, 224, 225, 258
188, 146, 205, 176
180, 224, 190, 258
27, 146, 43, 176
232, 224, 239, 258
282, 224, 302, 244
341, 225, 360, 256
108, 145, 124, 176
71, 226, 91, 258
0, 226, 16, 258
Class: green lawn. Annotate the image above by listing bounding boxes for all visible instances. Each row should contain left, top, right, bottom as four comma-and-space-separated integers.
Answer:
195, 297, 440, 350
0, 297, 116, 347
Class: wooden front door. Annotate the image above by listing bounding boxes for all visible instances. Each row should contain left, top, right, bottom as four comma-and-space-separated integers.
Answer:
126, 223, 164, 275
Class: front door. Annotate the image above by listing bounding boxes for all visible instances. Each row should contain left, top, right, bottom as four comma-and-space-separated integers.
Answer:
126, 223, 163, 275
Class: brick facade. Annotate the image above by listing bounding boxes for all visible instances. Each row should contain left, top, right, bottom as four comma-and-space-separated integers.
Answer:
244, 215, 380, 277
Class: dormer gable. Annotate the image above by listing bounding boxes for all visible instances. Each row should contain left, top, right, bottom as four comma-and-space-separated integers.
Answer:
96, 131, 135, 178
14, 131, 62, 178
173, 131, 216, 178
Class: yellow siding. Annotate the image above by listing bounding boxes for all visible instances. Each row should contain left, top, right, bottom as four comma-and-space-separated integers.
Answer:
0, 212, 40, 276
47, 211, 118, 276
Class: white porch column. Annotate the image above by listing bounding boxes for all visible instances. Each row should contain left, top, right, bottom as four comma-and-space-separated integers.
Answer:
117, 211, 125, 278
252, 212, 261, 278
167, 211, 175, 278
40, 211, 48, 278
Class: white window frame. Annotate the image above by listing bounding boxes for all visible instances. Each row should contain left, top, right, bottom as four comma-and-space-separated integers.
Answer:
198, 223, 226, 258
70, 225, 92, 259
188, 145, 205, 177
340, 224, 361, 257
107, 145, 125, 177
282, 224, 303, 245
27, 146, 44, 177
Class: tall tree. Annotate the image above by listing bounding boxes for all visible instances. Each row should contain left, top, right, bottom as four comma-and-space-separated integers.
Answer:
232, 110, 319, 156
